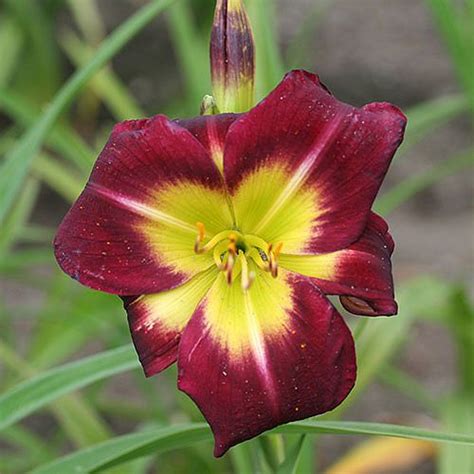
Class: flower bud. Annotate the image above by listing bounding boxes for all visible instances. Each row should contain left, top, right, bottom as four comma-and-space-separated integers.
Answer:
200, 95, 220, 115
210, 0, 255, 113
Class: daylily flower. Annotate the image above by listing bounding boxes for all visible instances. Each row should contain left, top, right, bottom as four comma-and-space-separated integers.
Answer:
54, 69, 406, 456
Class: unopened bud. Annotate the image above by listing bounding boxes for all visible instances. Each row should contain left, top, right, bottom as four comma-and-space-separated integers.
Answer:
210, 0, 255, 113
200, 95, 220, 115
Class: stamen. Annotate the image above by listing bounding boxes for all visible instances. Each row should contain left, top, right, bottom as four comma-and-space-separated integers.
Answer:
194, 227, 235, 254
228, 233, 237, 255
194, 222, 206, 253
213, 243, 226, 270
273, 242, 283, 258
197, 222, 206, 241
239, 252, 255, 291
225, 252, 235, 284
268, 243, 279, 278
248, 247, 269, 271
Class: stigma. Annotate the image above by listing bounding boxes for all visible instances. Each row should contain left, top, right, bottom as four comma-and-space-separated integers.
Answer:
194, 222, 283, 291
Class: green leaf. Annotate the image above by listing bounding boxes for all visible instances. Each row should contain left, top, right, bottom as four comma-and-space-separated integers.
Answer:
276, 421, 474, 445
276, 435, 305, 474
4, 0, 61, 101
33, 154, 84, 202
230, 442, 256, 474
166, 0, 209, 108
60, 31, 145, 120
425, 0, 474, 113
401, 94, 469, 152
0, 345, 139, 430
32, 421, 474, 474
378, 364, 438, 411
439, 395, 474, 474
0, 88, 95, 172
32, 424, 212, 474
375, 148, 474, 214
247, 0, 285, 99
0, 0, 174, 224
0, 15, 23, 88
0, 177, 40, 255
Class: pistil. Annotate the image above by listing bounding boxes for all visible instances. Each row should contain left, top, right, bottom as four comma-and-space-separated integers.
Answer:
193, 223, 283, 289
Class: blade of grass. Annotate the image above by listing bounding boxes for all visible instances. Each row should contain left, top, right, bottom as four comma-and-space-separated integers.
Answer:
0, 133, 85, 201
375, 147, 474, 215
0, 0, 175, 224
0, 425, 56, 467
0, 345, 139, 430
230, 442, 256, 473
400, 93, 469, 153
276, 421, 474, 445
4, 0, 61, 101
32, 424, 212, 474
247, 0, 285, 99
425, 0, 474, 113
439, 395, 474, 474
276, 435, 305, 474
20, 225, 55, 244
166, 0, 209, 108
32, 421, 474, 474
32, 154, 84, 202
0, 15, 23, 87
67, 0, 105, 46
378, 364, 438, 411
0, 340, 112, 448
326, 274, 452, 420
0, 249, 53, 273
0, 177, 40, 255
0, 89, 95, 172
60, 30, 145, 120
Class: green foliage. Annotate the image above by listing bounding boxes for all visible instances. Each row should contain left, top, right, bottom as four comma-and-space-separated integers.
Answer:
0, 0, 472, 472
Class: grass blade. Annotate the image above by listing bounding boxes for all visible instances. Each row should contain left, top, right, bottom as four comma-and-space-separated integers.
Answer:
32, 424, 212, 474
276, 421, 474, 445
166, 0, 209, 108
439, 395, 474, 474
60, 31, 145, 120
0, 345, 139, 430
0, 0, 174, 224
375, 148, 474, 215
247, 0, 285, 99
401, 93, 469, 153
32, 420, 474, 474
425, 0, 474, 112
0, 177, 40, 255
276, 435, 305, 474
0, 90, 94, 172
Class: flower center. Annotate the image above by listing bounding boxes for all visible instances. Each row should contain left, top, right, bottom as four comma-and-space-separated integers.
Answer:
194, 222, 283, 291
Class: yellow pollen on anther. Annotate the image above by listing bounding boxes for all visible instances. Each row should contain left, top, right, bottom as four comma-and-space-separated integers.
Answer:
268, 243, 279, 278
192, 226, 285, 284
273, 242, 283, 258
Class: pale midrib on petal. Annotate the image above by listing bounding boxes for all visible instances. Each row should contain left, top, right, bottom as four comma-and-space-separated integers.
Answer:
206, 120, 237, 227
89, 182, 198, 234
243, 289, 278, 408
252, 113, 345, 235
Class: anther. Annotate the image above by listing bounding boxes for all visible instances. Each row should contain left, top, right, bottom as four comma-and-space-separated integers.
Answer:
194, 222, 206, 253
268, 242, 280, 278
225, 252, 235, 284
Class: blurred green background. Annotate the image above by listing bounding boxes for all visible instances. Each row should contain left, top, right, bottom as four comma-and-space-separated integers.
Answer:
0, 0, 472, 473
